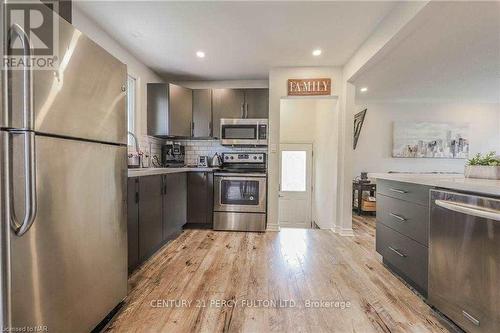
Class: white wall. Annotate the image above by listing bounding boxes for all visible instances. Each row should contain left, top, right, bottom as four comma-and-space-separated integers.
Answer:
268, 67, 344, 232
278, 96, 339, 230
72, 6, 164, 140
353, 102, 500, 176
314, 99, 339, 230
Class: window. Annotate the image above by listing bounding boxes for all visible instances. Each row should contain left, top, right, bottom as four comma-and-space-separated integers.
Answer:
281, 151, 307, 192
127, 75, 136, 145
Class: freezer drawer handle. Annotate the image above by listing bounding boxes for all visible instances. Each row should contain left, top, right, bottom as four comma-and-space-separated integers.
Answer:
7, 24, 33, 130
435, 200, 500, 221
8, 132, 37, 236
389, 213, 407, 222
388, 246, 406, 258
462, 310, 480, 326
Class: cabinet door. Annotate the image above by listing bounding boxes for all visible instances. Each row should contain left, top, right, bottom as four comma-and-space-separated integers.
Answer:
212, 89, 245, 138
169, 84, 193, 137
187, 172, 208, 224
127, 177, 140, 273
138, 175, 163, 260
192, 89, 212, 137
147, 83, 169, 136
163, 173, 187, 239
245, 89, 269, 118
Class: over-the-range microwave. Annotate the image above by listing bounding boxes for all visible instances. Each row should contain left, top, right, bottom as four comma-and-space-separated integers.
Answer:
220, 118, 268, 146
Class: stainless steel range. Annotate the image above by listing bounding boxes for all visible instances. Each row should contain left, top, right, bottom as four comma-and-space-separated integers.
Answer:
213, 153, 267, 231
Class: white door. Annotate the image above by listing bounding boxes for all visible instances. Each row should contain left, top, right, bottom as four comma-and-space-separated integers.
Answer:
279, 143, 313, 228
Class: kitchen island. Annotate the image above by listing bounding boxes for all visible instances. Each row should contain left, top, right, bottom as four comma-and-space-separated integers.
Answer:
372, 173, 500, 332
370, 173, 500, 197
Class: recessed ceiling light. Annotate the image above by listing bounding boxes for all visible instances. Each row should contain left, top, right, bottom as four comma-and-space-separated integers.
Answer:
312, 49, 322, 56
360, 87, 368, 92
196, 51, 205, 58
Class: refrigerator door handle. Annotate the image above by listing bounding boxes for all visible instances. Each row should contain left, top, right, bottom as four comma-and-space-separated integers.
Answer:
8, 131, 37, 237
7, 23, 33, 130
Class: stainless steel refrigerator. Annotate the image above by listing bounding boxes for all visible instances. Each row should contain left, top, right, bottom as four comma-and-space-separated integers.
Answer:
1, 2, 128, 331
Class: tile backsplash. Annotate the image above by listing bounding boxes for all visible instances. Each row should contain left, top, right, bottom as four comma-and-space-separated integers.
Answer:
178, 139, 267, 166
129, 135, 267, 167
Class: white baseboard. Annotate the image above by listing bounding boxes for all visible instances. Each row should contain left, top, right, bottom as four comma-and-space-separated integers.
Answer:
330, 225, 354, 237
266, 223, 280, 232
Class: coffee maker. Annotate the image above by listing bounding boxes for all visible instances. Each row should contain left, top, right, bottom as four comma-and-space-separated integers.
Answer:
161, 142, 185, 167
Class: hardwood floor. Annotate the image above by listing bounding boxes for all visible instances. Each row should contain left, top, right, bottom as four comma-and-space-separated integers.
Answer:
107, 216, 448, 333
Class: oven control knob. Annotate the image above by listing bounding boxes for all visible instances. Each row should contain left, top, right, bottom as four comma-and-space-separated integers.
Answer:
225, 156, 229, 160
230, 156, 234, 160
258, 156, 263, 160
253, 156, 257, 160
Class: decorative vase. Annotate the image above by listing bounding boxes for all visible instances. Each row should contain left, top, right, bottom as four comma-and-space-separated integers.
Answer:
464, 166, 500, 180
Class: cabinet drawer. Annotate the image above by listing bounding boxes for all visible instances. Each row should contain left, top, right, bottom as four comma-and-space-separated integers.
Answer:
377, 179, 431, 206
377, 194, 429, 246
376, 223, 428, 295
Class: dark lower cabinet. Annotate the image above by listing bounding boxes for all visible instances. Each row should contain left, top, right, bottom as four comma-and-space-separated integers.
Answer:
138, 175, 164, 261
187, 172, 213, 227
127, 172, 209, 274
163, 173, 187, 239
127, 177, 140, 274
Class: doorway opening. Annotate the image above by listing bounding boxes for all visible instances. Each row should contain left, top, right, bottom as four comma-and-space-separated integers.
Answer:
278, 98, 339, 229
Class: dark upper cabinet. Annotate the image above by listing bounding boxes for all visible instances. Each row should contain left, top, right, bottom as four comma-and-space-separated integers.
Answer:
138, 175, 163, 261
212, 89, 245, 138
169, 84, 193, 137
163, 173, 187, 240
127, 177, 140, 274
192, 89, 213, 137
147, 83, 193, 137
187, 172, 213, 226
244, 89, 269, 118
147, 83, 169, 137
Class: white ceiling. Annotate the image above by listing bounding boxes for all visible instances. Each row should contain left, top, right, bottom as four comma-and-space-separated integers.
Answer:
76, 1, 397, 80
354, 1, 500, 103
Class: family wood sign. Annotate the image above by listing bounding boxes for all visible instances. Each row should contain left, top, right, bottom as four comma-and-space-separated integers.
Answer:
287, 78, 331, 96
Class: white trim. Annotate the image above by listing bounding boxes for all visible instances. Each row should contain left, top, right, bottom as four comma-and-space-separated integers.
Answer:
279, 223, 311, 229
330, 225, 354, 237
339, 228, 355, 237
266, 224, 280, 232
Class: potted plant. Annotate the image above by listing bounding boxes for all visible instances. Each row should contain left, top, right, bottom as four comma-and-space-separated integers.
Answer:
465, 152, 500, 180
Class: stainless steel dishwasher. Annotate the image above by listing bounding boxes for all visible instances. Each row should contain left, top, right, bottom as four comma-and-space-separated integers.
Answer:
429, 189, 500, 333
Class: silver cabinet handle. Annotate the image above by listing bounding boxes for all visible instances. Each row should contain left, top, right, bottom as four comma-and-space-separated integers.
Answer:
245, 103, 249, 118
7, 24, 33, 129
435, 199, 500, 221
388, 246, 406, 257
8, 132, 37, 236
462, 310, 480, 326
240, 103, 245, 118
389, 213, 407, 222
389, 188, 407, 194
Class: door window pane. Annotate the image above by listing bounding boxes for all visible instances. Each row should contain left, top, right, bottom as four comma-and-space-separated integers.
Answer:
281, 151, 306, 192
221, 179, 259, 205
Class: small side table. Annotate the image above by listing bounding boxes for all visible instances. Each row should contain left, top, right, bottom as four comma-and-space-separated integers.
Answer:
352, 181, 376, 215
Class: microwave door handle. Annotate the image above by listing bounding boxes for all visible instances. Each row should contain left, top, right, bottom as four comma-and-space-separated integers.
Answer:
435, 199, 500, 221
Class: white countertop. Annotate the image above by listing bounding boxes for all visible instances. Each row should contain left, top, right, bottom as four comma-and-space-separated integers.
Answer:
128, 167, 219, 177
369, 173, 500, 197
